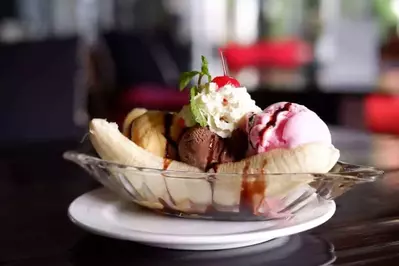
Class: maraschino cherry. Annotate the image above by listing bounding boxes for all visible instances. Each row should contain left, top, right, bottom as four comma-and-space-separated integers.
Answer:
212, 76, 240, 88
212, 49, 240, 89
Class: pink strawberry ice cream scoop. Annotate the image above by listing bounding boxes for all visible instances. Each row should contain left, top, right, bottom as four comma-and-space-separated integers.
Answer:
246, 102, 332, 154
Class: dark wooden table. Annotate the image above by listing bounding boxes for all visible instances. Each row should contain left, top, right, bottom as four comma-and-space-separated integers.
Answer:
2, 128, 399, 266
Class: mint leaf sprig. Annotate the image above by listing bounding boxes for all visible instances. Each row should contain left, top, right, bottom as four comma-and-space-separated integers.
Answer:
189, 86, 207, 126
179, 56, 212, 92
178, 56, 212, 127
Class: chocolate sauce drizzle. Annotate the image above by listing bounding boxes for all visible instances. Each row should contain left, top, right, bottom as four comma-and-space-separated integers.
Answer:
238, 103, 292, 215
207, 135, 216, 166
162, 113, 181, 170
239, 101, 292, 215
163, 113, 174, 159
204, 135, 216, 172
248, 113, 257, 150
237, 103, 293, 215
258, 102, 292, 144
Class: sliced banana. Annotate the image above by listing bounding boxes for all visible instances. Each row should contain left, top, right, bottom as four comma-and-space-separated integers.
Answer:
215, 142, 339, 174
126, 111, 185, 159
129, 111, 168, 158
212, 142, 339, 212
89, 119, 212, 213
122, 108, 148, 136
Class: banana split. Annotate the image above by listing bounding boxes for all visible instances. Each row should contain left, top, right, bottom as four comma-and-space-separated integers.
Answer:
88, 55, 340, 218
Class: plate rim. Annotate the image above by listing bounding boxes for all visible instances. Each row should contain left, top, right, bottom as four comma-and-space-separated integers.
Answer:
68, 188, 336, 245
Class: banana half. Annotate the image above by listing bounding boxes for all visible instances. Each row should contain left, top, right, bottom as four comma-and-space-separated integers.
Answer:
89, 118, 340, 215
211, 142, 339, 213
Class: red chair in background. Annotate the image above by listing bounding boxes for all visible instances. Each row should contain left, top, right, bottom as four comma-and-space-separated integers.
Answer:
223, 38, 311, 72
365, 94, 399, 135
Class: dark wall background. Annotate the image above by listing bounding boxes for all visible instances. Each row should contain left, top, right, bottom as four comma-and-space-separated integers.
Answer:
0, 1, 16, 19
0, 38, 85, 145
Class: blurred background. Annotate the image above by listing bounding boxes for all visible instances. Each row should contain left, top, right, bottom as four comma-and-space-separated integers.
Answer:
1, 0, 399, 161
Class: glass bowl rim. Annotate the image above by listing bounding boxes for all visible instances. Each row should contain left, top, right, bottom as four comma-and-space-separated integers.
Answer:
63, 151, 384, 182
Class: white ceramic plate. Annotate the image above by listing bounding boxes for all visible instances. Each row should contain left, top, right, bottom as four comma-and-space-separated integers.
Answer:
68, 188, 336, 250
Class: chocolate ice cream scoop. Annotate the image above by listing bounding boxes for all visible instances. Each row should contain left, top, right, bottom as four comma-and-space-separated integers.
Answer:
178, 126, 235, 171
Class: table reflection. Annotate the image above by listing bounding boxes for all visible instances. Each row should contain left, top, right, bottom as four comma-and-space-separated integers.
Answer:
331, 127, 399, 171
372, 135, 399, 170
69, 234, 335, 266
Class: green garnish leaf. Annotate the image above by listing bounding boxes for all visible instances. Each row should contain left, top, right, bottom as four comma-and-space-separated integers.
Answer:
179, 105, 196, 127
190, 86, 207, 126
178, 56, 214, 128
200, 55, 212, 82
179, 56, 213, 91
190, 85, 199, 96
201, 56, 209, 73
179, 71, 200, 91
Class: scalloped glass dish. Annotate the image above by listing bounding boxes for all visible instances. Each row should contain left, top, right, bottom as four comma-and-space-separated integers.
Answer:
63, 151, 383, 221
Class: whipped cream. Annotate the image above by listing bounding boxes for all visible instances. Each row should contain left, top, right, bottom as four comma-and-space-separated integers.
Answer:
180, 82, 261, 138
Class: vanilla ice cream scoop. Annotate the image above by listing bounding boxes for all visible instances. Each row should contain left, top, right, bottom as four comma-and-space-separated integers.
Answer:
247, 102, 332, 154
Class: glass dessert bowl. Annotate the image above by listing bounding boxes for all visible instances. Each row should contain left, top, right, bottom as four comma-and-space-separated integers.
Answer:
64, 151, 383, 221
65, 55, 384, 221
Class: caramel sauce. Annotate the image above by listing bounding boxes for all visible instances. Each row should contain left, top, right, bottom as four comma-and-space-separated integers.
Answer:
239, 160, 267, 215
254, 160, 268, 215
239, 161, 251, 214
163, 158, 172, 170
261, 160, 268, 171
